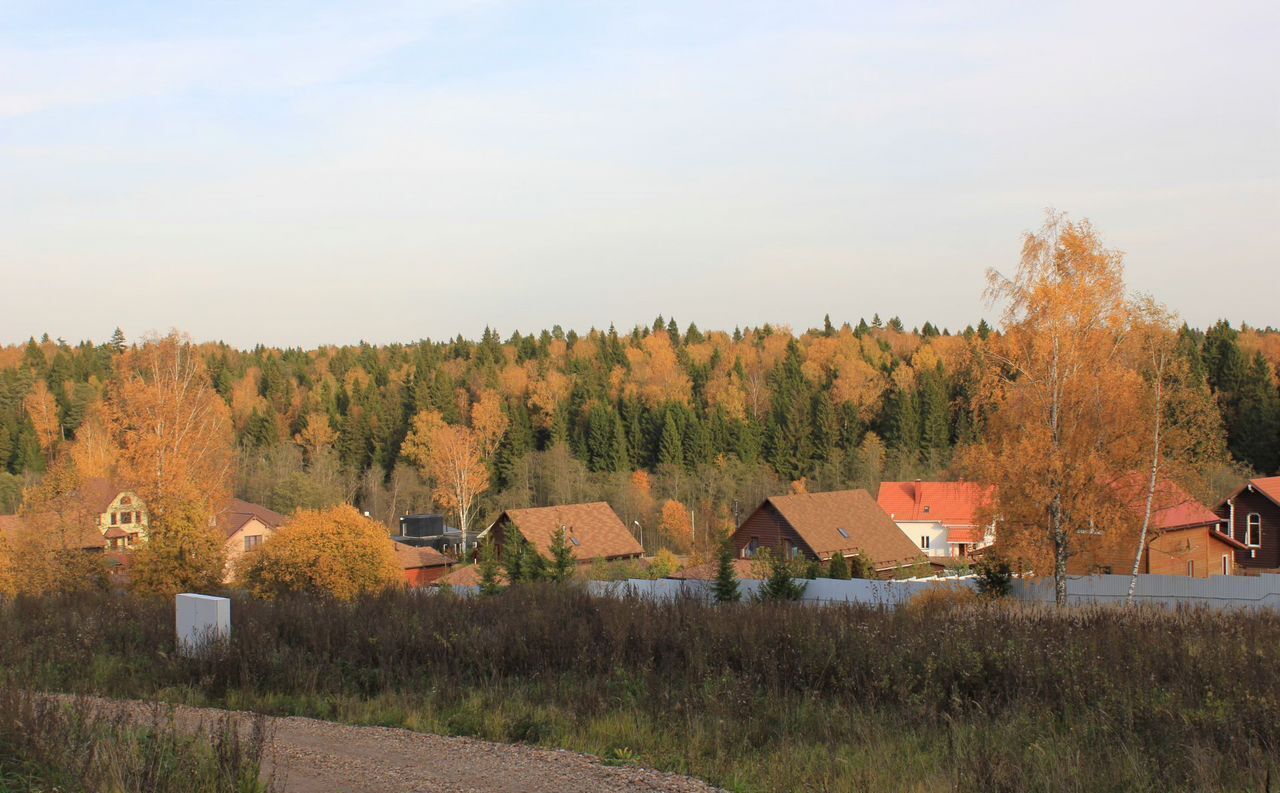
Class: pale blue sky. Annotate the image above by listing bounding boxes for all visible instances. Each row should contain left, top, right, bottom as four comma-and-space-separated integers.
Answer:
1, 0, 1276, 347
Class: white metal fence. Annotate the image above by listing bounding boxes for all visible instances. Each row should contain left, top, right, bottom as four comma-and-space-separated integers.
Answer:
576, 573, 1280, 610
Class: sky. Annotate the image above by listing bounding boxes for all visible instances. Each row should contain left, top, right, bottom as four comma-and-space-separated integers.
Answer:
1, 0, 1276, 348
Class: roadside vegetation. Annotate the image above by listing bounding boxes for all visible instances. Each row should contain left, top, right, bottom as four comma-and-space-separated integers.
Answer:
2, 587, 1277, 793
0, 680, 273, 793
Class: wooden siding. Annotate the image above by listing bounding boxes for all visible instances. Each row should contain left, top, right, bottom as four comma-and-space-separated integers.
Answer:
1215, 488, 1280, 569
1068, 525, 1237, 578
404, 565, 451, 587
730, 502, 815, 560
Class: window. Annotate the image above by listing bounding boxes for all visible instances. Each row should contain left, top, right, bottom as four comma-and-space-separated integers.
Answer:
244, 535, 262, 552
1222, 555, 1230, 576
1246, 513, 1261, 547
569, 537, 581, 546
837, 527, 849, 539
920, 536, 930, 549
110, 512, 118, 525
120, 496, 132, 506
745, 537, 759, 558
1187, 560, 1195, 577
923, 505, 930, 514
121, 511, 132, 525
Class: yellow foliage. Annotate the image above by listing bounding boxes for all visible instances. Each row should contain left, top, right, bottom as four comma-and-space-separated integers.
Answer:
238, 505, 402, 600
904, 584, 978, 617
23, 380, 60, 454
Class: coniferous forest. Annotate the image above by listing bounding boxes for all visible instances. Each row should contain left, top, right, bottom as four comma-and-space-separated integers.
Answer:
2, 316, 1277, 552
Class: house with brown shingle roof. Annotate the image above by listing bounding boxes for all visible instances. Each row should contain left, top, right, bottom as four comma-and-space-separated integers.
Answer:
729, 490, 927, 576
479, 502, 643, 564
218, 498, 287, 581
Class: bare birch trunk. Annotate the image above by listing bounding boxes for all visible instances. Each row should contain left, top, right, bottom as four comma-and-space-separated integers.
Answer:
1128, 355, 1165, 604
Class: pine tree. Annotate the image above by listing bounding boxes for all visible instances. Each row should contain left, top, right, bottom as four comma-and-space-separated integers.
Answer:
712, 541, 741, 603
812, 392, 839, 463
822, 314, 835, 337
108, 328, 126, 354
548, 527, 577, 583
827, 551, 850, 579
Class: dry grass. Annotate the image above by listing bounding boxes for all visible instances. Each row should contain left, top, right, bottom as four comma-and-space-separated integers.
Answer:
1, 587, 1277, 792
0, 680, 274, 792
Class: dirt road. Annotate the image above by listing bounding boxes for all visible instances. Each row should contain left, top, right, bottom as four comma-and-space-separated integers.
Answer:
73, 697, 724, 793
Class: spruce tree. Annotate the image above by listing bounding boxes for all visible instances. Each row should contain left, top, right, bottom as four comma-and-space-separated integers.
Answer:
713, 541, 741, 603
827, 551, 850, 579
108, 327, 126, 353
658, 410, 684, 467
548, 527, 577, 583
757, 550, 807, 601
478, 538, 504, 596
1233, 353, 1280, 474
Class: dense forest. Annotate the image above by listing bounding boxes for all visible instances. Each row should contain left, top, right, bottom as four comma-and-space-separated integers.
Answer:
2, 315, 1277, 553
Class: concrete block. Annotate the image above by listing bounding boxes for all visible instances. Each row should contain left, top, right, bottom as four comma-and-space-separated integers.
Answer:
175, 593, 230, 656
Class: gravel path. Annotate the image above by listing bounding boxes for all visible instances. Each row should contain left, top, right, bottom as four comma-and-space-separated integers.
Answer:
62, 696, 724, 793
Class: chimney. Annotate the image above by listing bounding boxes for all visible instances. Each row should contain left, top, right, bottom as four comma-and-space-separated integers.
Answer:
913, 479, 923, 516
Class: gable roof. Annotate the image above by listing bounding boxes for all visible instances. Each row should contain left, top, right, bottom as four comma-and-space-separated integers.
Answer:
79, 477, 140, 513
490, 502, 643, 561
757, 490, 926, 570
1223, 476, 1280, 510
0, 512, 106, 551
391, 541, 453, 570
1109, 473, 1223, 532
876, 481, 994, 525
669, 558, 761, 581
217, 498, 287, 540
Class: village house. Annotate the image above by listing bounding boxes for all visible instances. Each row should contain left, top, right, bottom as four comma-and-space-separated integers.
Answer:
1215, 476, 1280, 571
876, 480, 995, 559
1071, 476, 1244, 579
218, 498, 287, 581
391, 541, 455, 586
479, 502, 643, 565
729, 489, 927, 577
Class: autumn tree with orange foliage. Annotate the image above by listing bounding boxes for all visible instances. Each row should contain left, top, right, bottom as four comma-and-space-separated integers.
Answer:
969, 211, 1144, 605
23, 379, 60, 456
659, 499, 692, 550
294, 411, 337, 463
402, 409, 489, 549
8, 457, 109, 595
106, 332, 236, 595
237, 504, 402, 600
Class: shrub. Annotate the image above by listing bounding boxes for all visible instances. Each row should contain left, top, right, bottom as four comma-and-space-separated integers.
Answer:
827, 552, 851, 580
974, 554, 1014, 598
903, 583, 978, 616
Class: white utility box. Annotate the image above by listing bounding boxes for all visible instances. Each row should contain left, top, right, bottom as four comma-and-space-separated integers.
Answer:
175, 593, 230, 656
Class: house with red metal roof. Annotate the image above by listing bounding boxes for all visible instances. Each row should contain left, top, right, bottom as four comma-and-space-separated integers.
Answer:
876, 480, 995, 560
1071, 474, 1245, 578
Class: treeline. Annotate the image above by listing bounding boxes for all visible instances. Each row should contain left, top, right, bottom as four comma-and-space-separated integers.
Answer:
1, 315, 1277, 536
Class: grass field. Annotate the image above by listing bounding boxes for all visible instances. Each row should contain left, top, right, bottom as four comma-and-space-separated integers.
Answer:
2, 586, 1277, 792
